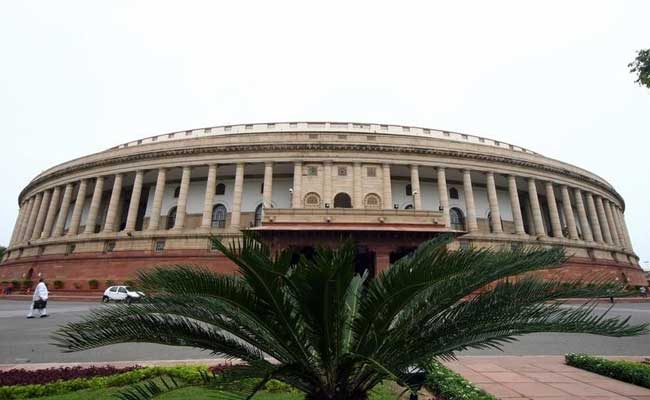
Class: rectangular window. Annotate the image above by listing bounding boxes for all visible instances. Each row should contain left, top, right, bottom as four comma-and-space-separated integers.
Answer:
367, 167, 377, 177
65, 244, 76, 256
168, 133, 175, 138
337, 134, 347, 139
479, 137, 485, 143
154, 240, 166, 252
307, 166, 318, 176
290, 122, 298, 128
367, 135, 376, 141
338, 167, 347, 176
402, 127, 410, 132
224, 126, 232, 131
267, 123, 275, 128
245, 124, 253, 130
309, 133, 318, 139
423, 129, 430, 134
443, 131, 450, 137
380, 125, 388, 130
204, 128, 212, 134
461, 134, 469, 140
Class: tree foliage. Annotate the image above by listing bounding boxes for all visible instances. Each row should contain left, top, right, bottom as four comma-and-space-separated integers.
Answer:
629, 49, 650, 89
53, 234, 647, 400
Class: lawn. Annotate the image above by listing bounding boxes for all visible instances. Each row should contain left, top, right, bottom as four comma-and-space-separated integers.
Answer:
34, 382, 399, 399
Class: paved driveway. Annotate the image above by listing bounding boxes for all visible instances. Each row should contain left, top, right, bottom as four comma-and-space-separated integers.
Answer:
0, 300, 648, 365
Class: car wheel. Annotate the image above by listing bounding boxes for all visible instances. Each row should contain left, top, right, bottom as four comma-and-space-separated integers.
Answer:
102, 296, 109, 303
126, 297, 132, 304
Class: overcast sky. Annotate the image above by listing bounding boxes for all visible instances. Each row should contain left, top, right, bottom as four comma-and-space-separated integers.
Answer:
1, 1, 649, 269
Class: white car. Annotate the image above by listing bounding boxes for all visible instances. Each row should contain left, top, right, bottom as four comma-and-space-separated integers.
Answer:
102, 286, 145, 304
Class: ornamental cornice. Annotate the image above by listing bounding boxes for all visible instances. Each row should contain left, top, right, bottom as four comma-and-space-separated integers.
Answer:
19, 142, 624, 205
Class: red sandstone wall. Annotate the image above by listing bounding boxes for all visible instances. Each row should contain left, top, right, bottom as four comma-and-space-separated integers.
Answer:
0, 251, 645, 291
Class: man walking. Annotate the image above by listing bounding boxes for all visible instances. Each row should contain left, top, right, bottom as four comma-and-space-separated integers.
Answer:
27, 278, 48, 318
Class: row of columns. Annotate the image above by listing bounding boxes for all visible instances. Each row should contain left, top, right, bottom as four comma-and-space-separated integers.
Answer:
9, 162, 634, 254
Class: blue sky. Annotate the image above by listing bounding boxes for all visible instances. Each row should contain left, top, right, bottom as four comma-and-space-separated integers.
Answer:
1, 1, 649, 268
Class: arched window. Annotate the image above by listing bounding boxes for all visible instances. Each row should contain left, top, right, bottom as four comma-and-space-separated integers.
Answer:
173, 187, 180, 198
364, 193, 381, 209
211, 204, 227, 228
304, 192, 321, 208
254, 204, 263, 227
449, 187, 459, 199
405, 184, 412, 196
215, 183, 226, 195
404, 204, 414, 209
450, 207, 465, 230
166, 207, 177, 230
333, 192, 352, 208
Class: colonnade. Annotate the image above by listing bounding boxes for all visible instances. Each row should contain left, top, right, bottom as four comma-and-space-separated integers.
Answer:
8, 161, 634, 254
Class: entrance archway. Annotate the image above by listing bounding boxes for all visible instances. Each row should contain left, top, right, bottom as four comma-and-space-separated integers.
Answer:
333, 193, 352, 208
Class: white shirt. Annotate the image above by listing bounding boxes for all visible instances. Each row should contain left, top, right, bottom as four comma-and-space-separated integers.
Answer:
33, 282, 49, 301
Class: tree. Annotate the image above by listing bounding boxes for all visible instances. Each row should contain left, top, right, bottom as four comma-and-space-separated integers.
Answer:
54, 235, 647, 400
629, 49, 650, 89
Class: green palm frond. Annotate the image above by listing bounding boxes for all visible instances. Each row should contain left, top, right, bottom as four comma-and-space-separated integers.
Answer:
52, 234, 648, 400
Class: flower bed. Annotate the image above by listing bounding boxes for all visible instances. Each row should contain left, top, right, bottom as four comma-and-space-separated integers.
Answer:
565, 353, 650, 388
0, 365, 141, 386
425, 360, 496, 400
0, 365, 215, 399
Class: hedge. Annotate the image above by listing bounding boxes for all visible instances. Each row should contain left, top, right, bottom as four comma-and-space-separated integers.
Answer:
0, 365, 141, 386
565, 353, 650, 388
425, 360, 496, 400
0, 365, 210, 399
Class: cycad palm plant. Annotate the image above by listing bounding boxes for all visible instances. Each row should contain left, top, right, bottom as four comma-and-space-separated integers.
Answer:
54, 234, 647, 399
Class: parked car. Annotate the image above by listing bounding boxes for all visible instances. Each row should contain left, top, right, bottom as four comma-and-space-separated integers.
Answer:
102, 286, 145, 304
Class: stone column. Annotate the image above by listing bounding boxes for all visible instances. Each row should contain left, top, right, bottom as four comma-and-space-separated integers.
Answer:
574, 189, 593, 242
462, 169, 479, 233
507, 175, 526, 235
585, 193, 603, 243
611, 205, 628, 249
32, 190, 51, 240
485, 172, 503, 233
324, 161, 333, 207
544, 182, 563, 238
353, 162, 363, 208
201, 164, 218, 229
437, 167, 450, 227
595, 196, 613, 244
230, 163, 245, 228
9, 205, 26, 246
83, 177, 104, 234
67, 180, 88, 236
410, 165, 422, 210
173, 166, 192, 230
262, 162, 273, 209
53, 183, 74, 237
24, 193, 43, 241
603, 201, 620, 246
103, 174, 123, 233
616, 208, 633, 250
560, 185, 579, 240
41, 186, 61, 238
382, 163, 393, 210
148, 168, 167, 231
17, 197, 35, 242
527, 178, 546, 237
292, 162, 302, 208
125, 170, 145, 232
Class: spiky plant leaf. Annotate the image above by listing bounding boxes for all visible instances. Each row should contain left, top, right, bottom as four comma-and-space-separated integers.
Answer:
53, 235, 648, 400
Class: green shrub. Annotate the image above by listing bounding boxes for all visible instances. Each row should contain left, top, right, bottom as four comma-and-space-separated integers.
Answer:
124, 280, 135, 287
566, 353, 650, 388
88, 279, 99, 289
53, 280, 64, 289
264, 379, 295, 393
21, 280, 33, 290
10, 280, 20, 289
72, 282, 81, 290
105, 280, 115, 287
0, 365, 209, 399
425, 360, 496, 400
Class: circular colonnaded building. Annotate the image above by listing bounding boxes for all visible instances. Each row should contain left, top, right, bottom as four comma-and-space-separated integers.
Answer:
1, 122, 645, 289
